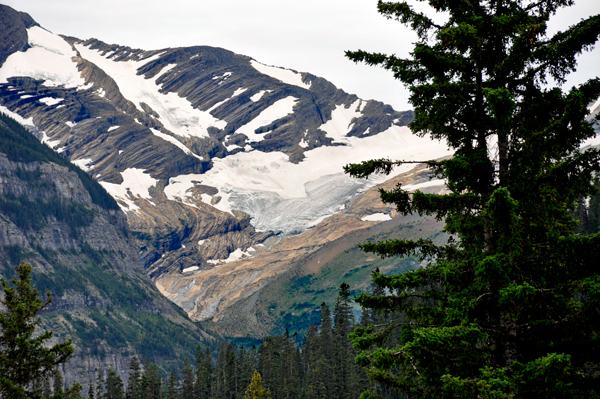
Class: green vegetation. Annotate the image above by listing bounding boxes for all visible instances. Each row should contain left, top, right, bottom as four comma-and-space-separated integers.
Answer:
0, 112, 119, 211
345, 0, 600, 398
75, 285, 400, 399
0, 193, 95, 233
0, 263, 80, 399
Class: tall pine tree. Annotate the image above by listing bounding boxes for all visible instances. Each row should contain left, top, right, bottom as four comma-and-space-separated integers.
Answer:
346, 0, 600, 397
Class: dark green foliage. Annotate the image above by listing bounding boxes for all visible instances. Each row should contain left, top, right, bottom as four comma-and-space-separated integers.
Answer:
0, 263, 74, 399
125, 357, 142, 399
345, 0, 600, 398
0, 112, 118, 211
0, 192, 95, 233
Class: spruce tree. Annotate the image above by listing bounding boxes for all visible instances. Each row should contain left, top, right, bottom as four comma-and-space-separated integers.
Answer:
345, 0, 600, 397
195, 346, 213, 399
104, 367, 124, 399
180, 358, 194, 399
166, 370, 178, 399
52, 367, 64, 396
125, 357, 141, 399
0, 263, 75, 399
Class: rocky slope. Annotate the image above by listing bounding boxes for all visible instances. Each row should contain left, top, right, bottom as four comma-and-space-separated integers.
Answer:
0, 112, 218, 386
5, 4, 597, 340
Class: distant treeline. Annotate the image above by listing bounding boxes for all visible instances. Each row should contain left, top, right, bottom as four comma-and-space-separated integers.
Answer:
44, 283, 405, 399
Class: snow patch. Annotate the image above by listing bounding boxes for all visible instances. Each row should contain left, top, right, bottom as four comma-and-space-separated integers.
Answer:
38, 97, 63, 106
361, 213, 392, 222
250, 90, 269, 102
155, 63, 177, 81
235, 96, 298, 142
108, 126, 119, 132
149, 128, 204, 160
65, 121, 76, 128
182, 266, 199, 273
233, 87, 248, 97
72, 158, 93, 171
319, 100, 362, 143
0, 26, 85, 88
402, 179, 446, 191
100, 168, 157, 213
207, 248, 255, 265
0, 106, 34, 127
75, 43, 227, 138
250, 60, 310, 90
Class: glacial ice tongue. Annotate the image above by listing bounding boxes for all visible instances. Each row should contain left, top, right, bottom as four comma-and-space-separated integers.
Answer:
228, 173, 369, 235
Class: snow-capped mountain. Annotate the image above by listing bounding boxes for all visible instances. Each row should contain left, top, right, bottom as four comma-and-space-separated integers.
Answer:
0, 4, 457, 333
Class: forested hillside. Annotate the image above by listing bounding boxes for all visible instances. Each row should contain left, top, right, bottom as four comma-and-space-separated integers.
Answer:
0, 112, 219, 384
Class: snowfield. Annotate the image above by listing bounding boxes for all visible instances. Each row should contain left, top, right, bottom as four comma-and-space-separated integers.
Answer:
0, 27, 86, 88
165, 125, 451, 234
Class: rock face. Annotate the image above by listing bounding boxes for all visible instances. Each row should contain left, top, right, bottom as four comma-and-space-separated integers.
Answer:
0, 4, 460, 337
0, 113, 218, 386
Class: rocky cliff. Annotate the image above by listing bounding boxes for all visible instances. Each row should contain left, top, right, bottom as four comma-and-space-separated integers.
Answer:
0, 4, 461, 339
0, 112, 219, 386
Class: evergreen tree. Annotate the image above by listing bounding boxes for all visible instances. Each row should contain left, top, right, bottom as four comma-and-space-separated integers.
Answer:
125, 357, 141, 399
96, 370, 105, 399
345, 0, 600, 397
244, 371, 270, 399
165, 370, 178, 399
104, 367, 124, 399
52, 367, 64, 396
180, 358, 194, 399
42, 377, 52, 399
88, 382, 95, 399
140, 358, 162, 399
0, 263, 74, 399
194, 347, 212, 399
332, 284, 355, 399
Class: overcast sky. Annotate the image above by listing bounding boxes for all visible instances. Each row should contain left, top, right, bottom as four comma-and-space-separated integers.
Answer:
4, 0, 600, 111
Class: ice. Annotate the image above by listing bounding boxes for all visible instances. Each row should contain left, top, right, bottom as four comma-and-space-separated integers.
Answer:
182, 266, 199, 273
149, 128, 205, 160
250, 60, 311, 90
108, 126, 120, 132
361, 213, 392, 222
235, 96, 298, 142
75, 43, 227, 138
319, 100, 362, 143
72, 158, 93, 171
0, 27, 85, 88
164, 125, 451, 233
38, 97, 63, 106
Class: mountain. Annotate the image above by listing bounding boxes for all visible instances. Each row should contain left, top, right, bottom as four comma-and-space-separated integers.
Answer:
10, 4, 599, 342
0, 111, 219, 385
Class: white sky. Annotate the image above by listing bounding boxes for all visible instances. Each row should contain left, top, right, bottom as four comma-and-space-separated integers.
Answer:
3, 0, 600, 111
